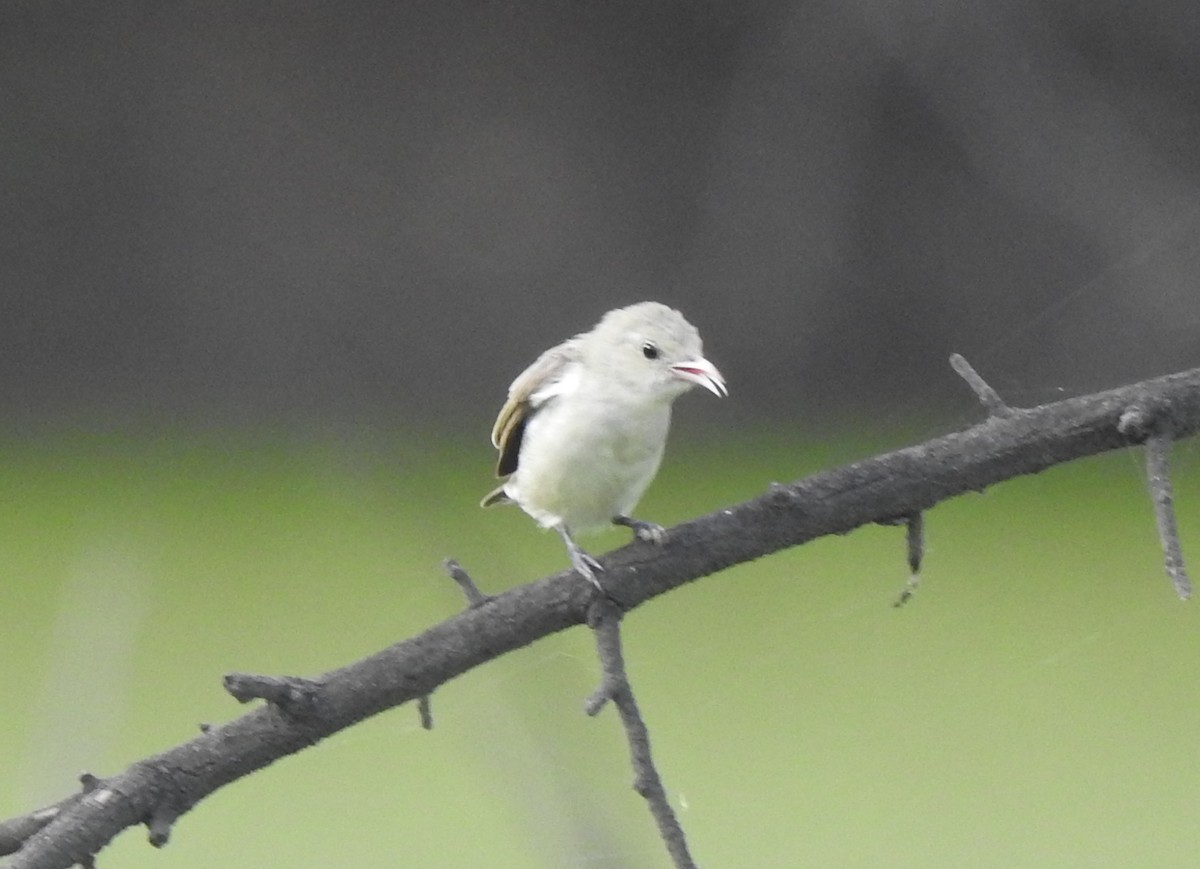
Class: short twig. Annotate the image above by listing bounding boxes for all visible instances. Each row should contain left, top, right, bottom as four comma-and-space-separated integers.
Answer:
950, 353, 1014, 417
223, 674, 321, 717
442, 559, 492, 608
1145, 433, 1192, 600
585, 599, 696, 869
145, 803, 178, 848
417, 694, 433, 730
893, 512, 925, 607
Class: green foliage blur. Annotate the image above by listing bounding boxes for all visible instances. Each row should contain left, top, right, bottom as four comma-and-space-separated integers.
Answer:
2, 427, 1198, 867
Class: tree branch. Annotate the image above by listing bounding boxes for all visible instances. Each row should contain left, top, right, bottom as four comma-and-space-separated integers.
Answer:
6, 362, 1200, 868
584, 599, 696, 869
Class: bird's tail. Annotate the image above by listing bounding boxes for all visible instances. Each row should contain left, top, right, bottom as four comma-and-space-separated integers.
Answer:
480, 486, 512, 508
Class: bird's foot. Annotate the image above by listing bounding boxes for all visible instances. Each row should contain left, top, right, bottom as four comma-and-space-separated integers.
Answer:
570, 548, 605, 589
613, 515, 667, 545
557, 525, 605, 588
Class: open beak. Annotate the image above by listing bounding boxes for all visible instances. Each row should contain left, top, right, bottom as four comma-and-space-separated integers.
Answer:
671, 357, 728, 397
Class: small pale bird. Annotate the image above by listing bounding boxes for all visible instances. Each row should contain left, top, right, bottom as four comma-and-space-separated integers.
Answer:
481, 301, 726, 586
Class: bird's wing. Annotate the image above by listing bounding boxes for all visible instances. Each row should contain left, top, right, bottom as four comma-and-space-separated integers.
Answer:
490, 339, 580, 477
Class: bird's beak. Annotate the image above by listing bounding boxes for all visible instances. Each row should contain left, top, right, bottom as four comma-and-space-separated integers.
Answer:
671, 358, 728, 397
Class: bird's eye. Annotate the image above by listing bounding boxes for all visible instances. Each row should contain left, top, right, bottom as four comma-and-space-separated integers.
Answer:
642, 342, 659, 360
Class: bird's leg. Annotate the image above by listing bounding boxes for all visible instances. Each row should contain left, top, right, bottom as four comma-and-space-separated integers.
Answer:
556, 524, 604, 588
612, 515, 667, 545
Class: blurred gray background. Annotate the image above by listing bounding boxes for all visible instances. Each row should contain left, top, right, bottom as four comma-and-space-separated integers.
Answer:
4, 0, 1199, 429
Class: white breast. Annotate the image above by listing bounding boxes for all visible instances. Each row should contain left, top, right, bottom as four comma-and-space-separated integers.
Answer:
507, 380, 672, 535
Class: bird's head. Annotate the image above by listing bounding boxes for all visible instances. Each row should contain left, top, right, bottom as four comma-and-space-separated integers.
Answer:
585, 302, 727, 401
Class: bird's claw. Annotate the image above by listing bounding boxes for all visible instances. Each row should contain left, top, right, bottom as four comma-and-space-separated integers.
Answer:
571, 550, 605, 589
557, 525, 605, 588
613, 515, 667, 545
632, 522, 666, 544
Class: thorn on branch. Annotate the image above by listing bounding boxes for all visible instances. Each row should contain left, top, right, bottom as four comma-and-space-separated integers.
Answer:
442, 559, 493, 608
949, 354, 1014, 418
417, 694, 433, 730
585, 599, 696, 869
584, 672, 614, 716
145, 803, 179, 849
1144, 433, 1192, 600
894, 512, 925, 607
223, 673, 322, 717
877, 514, 926, 606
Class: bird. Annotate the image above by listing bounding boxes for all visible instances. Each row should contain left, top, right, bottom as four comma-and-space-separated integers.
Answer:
481, 301, 726, 587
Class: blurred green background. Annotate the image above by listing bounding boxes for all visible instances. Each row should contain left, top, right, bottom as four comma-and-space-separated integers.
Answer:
3, 427, 1198, 868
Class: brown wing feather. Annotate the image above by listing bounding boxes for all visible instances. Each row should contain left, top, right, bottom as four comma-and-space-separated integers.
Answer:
487, 340, 579, 478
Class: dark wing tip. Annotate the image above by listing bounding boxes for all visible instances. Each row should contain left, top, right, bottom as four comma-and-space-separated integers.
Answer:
495, 412, 527, 476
